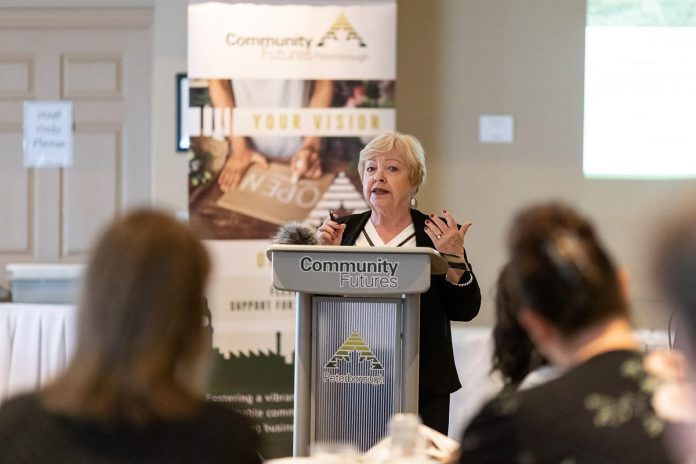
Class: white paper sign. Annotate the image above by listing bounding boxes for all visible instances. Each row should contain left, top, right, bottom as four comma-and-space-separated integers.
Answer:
23, 101, 74, 168
479, 114, 514, 144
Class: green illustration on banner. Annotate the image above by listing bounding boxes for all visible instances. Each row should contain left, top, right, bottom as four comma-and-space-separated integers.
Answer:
207, 335, 294, 458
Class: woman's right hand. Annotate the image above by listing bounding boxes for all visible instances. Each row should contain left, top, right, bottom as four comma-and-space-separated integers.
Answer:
316, 216, 345, 245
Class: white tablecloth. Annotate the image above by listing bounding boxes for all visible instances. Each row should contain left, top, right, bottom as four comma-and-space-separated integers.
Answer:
449, 327, 503, 438
0, 303, 77, 402
0, 303, 669, 441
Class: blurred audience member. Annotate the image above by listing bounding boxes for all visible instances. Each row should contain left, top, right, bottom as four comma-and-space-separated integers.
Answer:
460, 202, 677, 463
656, 205, 696, 355
654, 204, 696, 461
0, 210, 261, 463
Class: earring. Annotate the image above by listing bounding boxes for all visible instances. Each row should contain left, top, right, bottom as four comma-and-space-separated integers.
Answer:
410, 196, 418, 209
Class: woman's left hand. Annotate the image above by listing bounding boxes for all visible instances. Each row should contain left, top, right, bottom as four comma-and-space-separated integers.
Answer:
424, 209, 472, 257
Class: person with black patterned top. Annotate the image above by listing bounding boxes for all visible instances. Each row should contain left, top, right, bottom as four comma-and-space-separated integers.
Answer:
460, 203, 681, 464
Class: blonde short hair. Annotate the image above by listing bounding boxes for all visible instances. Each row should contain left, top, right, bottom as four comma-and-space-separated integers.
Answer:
358, 131, 427, 190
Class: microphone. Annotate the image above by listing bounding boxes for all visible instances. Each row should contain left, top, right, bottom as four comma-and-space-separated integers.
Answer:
272, 220, 318, 245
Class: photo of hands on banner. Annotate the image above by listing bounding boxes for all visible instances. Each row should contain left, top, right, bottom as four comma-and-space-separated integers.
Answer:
188, 78, 395, 239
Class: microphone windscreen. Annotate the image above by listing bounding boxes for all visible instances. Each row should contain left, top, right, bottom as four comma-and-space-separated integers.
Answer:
272, 221, 318, 245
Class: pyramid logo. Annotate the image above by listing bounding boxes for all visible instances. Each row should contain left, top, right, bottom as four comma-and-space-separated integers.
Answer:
325, 331, 383, 369
317, 14, 367, 48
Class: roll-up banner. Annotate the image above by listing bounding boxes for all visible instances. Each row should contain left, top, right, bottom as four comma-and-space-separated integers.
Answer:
187, 1, 396, 458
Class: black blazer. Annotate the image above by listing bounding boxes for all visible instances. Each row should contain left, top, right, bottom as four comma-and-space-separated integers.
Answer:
337, 209, 481, 394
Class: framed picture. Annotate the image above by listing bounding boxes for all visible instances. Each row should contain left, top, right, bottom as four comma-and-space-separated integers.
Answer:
176, 72, 189, 152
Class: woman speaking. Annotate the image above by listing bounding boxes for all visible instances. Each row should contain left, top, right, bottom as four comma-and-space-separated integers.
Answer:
316, 131, 481, 434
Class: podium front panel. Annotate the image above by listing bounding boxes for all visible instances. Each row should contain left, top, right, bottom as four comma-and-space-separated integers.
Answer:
312, 297, 401, 451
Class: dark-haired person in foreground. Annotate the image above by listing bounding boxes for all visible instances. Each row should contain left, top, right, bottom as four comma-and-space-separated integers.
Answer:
460, 203, 678, 463
0, 210, 261, 464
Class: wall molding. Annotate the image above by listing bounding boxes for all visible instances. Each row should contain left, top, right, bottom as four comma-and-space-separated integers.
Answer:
0, 7, 153, 29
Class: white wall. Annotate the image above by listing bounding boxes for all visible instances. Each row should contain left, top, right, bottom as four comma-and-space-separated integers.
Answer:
0, 0, 189, 215
3, 0, 693, 328
149, 0, 189, 213
0, 0, 151, 5
398, 0, 695, 329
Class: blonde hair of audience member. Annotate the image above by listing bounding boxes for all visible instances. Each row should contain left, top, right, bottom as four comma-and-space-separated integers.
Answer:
41, 210, 211, 424
508, 202, 637, 370
358, 131, 427, 191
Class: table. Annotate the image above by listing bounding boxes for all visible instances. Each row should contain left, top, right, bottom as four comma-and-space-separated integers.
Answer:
449, 327, 503, 439
0, 303, 77, 402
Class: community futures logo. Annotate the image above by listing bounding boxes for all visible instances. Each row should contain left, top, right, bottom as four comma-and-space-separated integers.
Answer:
317, 14, 367, 48
299, 256, 399, 289
323, 331, 385, 386
224, 13, 369, 62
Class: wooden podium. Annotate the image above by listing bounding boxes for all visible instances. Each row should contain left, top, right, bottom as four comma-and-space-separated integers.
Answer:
267, 245, 447, 455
